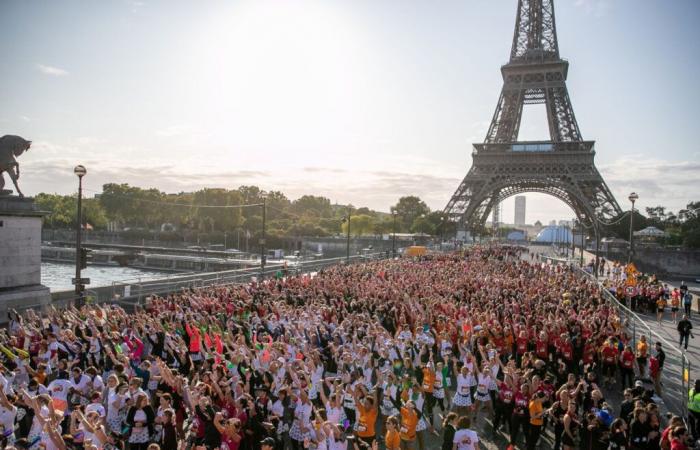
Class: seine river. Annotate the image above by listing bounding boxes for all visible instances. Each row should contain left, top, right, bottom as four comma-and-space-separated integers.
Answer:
41, 262, 165, 291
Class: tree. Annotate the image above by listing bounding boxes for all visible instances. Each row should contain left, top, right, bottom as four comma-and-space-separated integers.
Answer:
680, 201, 700, 248
411, 215, 434, 235
190, 188, 243, 232
340, 214, 374, 236
391, 196, 430, 232
82, 198, 108, 229
645, 206, 667, 228
291, 195, 333, 218
35, 193, 74, 228
265, 191, 292, 221
35, 193, 107, 229
372, 216, 394, 236
603, 210, 648, 241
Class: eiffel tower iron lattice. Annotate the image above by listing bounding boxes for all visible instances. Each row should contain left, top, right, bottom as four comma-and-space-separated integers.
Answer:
444, 0, 622, 233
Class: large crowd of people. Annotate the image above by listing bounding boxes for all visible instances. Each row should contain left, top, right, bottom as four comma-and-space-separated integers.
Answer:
0, 247, 692, 450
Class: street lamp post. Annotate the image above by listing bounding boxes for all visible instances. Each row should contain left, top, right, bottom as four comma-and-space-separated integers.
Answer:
346, 206, 352, 263
73, 165, 87, 308
391, 212, 397, 258
628, 192, 639, 264
580, 223, 584, 267
571, 219, 576, 260
260, 195, 267, 280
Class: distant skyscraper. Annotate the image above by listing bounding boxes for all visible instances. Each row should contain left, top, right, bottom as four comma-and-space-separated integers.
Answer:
514, 196, 526, 226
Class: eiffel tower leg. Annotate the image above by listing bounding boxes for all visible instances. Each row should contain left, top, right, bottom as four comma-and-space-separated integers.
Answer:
545, 86, 582, 142
486, 90, 524, 143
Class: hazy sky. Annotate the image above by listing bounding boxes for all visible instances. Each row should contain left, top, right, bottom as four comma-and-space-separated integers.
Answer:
2, 0, 699, 224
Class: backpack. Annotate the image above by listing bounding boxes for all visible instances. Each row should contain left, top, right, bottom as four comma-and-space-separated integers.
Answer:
684, 293, 693, 305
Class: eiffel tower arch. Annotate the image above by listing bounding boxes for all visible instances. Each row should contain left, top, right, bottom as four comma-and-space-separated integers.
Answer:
445, 0, 622, 233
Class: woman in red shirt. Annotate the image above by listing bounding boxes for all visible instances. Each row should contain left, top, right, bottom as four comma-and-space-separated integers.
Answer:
670, 426, 691, 450
600, 339, 619, 386
510, 383, 530, 448
515, 331, 529, 365
619, 345, 636, 389
535, 332, 549, 362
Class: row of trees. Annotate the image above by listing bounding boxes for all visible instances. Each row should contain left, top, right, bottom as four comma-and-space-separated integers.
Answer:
36, 183, 699, 248
35, 184, 456, 242
603, 201, 700, 248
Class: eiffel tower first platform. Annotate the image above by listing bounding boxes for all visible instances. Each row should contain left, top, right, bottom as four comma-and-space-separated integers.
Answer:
444, 0, 622, 233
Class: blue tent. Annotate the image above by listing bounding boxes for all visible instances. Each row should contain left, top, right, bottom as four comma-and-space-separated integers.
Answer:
535, 225, 572, 244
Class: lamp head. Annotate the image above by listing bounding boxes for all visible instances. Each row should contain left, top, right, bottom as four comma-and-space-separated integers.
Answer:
74, 165, 87, 178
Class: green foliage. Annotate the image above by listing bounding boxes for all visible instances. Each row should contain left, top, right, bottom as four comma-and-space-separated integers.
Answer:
36, 183, 453, 242
391, 196, 430, 232
36, 193, 76, 228
603, 210, 649, 240
340, 214, 375, 237
604, 201, 700, 249
291, 195, 332, 218
190, 188, 243, 232
35, 193, 107, 229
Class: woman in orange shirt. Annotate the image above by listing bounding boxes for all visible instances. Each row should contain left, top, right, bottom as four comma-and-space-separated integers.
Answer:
385, 415, 401, 450
353, 384, 379, 447
636, 335, 649, 379
670, 289, 681, 324
400, 401, 419, 449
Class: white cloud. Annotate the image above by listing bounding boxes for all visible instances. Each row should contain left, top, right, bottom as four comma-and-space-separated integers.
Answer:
36, 64, 69, 76
599, 156, 700, 212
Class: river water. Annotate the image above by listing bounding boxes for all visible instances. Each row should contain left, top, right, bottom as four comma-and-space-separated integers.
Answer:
41, 262, 165, 292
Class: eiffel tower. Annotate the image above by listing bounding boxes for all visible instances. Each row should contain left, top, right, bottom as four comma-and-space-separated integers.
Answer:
444, 0, 622, 233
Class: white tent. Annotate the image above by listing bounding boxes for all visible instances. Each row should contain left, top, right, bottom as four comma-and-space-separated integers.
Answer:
633, 226, 669, 238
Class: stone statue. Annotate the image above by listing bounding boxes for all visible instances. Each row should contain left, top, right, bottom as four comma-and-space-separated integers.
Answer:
0, 135, 32, 197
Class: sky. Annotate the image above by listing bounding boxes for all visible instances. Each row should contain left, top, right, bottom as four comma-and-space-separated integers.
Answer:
1, 0, 699, 224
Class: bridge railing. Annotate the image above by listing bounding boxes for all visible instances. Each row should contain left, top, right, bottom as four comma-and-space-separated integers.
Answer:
539, 253, 691, 420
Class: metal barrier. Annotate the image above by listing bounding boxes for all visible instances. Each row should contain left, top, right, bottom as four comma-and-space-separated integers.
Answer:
539, 253, 692, 420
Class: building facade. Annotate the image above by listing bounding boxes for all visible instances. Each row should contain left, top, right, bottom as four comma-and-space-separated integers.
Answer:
514, 196, 526, 226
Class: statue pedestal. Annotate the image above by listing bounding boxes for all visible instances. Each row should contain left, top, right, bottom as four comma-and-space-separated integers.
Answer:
0, 196, 51, 322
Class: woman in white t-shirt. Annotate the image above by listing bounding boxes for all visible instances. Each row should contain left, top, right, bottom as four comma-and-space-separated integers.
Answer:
451, 362, 473, 415
319, 381, 346, 426
288, 390, 313, 445
0, 387, 17, 446
472, 360, 494, 421
452, 416, 479, 450
20, 390, 51, 450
